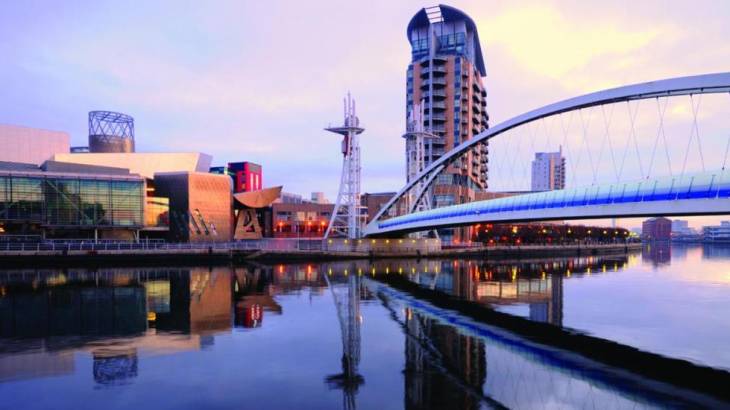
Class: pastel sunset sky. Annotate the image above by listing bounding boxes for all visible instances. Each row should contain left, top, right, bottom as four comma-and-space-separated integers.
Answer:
2, 0, 729, 229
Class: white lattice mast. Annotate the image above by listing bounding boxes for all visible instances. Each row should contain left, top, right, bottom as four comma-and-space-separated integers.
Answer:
325, 93, 366, 239
403, 100, 436, 213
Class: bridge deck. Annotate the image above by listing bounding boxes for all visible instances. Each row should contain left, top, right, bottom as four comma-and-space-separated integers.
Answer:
368, 169, 730, 235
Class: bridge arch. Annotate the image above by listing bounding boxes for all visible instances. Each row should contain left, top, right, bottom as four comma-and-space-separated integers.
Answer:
366, 72, 730, 236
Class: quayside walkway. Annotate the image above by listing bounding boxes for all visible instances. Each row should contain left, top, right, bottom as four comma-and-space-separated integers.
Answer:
0, 239, 639, 262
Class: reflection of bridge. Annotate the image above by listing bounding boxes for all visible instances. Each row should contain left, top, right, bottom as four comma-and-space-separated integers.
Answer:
366, 274, 727, 408
365, 73, 730, 236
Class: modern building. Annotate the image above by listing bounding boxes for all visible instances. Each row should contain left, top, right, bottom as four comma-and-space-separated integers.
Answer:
0, 162, 145, 240
210, 161, 262, 193
0, 121, 248, 242
531, 149, 565, 191
702, 221, 730, 242
154, 172, 233, 243
406, 5, 490, 242
0, 124, 70, 165
642, 217, 672, 241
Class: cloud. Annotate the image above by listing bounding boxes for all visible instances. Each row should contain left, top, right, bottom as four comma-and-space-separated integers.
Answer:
1, 0, 729, 206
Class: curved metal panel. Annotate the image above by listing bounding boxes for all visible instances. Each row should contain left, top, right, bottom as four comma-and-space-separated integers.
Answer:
367, 72, 730, 231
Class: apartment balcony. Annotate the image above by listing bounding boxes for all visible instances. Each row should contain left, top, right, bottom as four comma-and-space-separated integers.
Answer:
419, 56, 447, 67
421, 77, 447, 89
429, 101, 447, 110
423, 89, 447, 99
429, 112, 447, 122
421, 66, 447, 77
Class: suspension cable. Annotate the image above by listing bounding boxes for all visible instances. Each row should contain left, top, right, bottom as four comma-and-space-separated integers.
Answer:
722, 93, 730, 171
693, 93, 705, 172
647, 97, 669, 179
618, 100, 643, 181
681, 94, 705, 176
594, 103, 617, 183
574, 108, 596, 185
559, 110, 576, 187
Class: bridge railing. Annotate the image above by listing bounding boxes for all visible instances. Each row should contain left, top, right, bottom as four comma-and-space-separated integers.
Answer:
0, 238, 325, 253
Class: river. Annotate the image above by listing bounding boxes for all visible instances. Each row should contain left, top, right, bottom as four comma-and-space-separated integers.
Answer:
0, 243, 728, 409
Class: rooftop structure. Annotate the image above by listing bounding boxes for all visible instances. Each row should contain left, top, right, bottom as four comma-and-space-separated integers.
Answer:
53, 152, 212, 179
0, 124, 70, 165
88, 111, 135, 153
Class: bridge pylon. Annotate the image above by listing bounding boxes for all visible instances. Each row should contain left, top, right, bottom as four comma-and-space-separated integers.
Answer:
325, 93, 366, 239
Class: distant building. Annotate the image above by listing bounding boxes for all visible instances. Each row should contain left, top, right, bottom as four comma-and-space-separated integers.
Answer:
642, 217, 672, 241
276, 192, 304, 204
703, 221, 730, 242
672, 219, 689, 233
310, 192, 328, 204
531, 148, 565, 191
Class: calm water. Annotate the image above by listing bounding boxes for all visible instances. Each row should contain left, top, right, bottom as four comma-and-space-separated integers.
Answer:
0, 244, 729, 409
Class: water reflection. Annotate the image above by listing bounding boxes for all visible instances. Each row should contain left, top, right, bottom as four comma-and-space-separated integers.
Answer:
0, 253, 728, 409
642, 242, 671, 266
0, 267, 232, 385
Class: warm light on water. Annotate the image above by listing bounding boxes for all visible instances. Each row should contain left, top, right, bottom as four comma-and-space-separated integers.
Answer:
0, 244, 729, 408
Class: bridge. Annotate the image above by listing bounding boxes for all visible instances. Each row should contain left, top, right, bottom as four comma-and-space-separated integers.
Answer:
365, 72, 730, 237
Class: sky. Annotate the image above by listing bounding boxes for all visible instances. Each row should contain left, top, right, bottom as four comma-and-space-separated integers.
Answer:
1, 0, 729, 229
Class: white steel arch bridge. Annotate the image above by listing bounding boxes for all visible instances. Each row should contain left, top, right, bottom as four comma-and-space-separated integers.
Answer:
364, 72, 730, 237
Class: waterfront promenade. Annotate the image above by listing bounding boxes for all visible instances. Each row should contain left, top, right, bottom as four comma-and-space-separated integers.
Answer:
0, 239, 641, 263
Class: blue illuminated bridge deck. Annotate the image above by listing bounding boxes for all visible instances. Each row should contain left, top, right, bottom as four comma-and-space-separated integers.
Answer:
366, 170, 730, 236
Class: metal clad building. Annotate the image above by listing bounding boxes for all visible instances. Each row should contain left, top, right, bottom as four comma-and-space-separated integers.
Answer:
154, 172, 232, 242
0, 124, 70, 165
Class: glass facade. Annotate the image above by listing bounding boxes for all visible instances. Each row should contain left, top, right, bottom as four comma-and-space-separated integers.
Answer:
145, 197, 170, 228
0, 173, 144, 228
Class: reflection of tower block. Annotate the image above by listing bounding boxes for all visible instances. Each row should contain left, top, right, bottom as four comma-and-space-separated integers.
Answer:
325, 93, 366, 239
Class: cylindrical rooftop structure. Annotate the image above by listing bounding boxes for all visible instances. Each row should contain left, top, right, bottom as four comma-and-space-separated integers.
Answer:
88, 111, 135, 153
